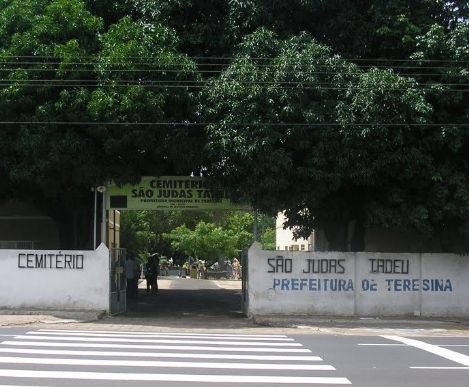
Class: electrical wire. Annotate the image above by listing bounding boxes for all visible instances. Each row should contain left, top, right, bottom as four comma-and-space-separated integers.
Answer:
0, 67, 468, 77
0, 60, 468, 71
3, 78, 469, 86
1, 54, 468, 63
0, 83, 467, 91
0, 122, 467, 127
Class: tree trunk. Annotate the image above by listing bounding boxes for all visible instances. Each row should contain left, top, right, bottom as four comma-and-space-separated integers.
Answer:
322, 219, 349, 251
50, 202, 94, 250
350, 218, 366, 251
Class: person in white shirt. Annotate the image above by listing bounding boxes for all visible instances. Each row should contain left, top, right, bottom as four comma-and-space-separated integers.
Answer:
125, 256, 138, 298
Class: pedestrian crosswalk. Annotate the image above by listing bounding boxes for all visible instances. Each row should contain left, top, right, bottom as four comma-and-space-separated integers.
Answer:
0, 329, 351, 385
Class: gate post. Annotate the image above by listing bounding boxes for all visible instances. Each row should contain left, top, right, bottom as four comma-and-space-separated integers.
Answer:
109, 247, 127, 314
241, 248, 248, 314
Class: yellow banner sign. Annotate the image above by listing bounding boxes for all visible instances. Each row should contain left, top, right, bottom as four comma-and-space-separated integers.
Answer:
106, 176, 248, 211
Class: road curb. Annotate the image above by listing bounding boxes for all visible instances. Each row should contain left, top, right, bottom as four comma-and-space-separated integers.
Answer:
0, 309, 106, 326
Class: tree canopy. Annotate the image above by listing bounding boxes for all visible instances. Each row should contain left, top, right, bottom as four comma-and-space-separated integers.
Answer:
0, 0, 468, 252
0, 0, 204, 246
202, 29, 444, 250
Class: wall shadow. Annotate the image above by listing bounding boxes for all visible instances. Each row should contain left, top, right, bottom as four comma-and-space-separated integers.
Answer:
126, 287, 244, 319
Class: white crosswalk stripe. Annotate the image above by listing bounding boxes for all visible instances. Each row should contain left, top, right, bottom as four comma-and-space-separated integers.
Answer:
10, 335, 303, 346
30, 330, 295, 341
0, 329, 352, 385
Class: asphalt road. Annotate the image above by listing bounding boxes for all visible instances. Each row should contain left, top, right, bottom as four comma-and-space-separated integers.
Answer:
294, 334, 469, 387
0, 327, 468, 386
127, 277, 243, 318
2, 278, 469, 385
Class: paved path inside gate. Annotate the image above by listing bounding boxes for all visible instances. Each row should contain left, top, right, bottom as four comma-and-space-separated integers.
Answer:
124, 277, 246, 328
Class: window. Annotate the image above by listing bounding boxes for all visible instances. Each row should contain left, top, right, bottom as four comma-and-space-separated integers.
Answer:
0, 241, 35, 249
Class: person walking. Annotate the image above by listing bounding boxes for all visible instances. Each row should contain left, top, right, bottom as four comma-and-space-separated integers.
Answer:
232, 258, 241, 280
197, 260, 206, 279
145, 254, 160, 294
125, 255, 138, 298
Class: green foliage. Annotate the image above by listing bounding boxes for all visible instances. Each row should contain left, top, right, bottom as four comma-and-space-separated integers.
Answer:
122, 210, 261, 263
406, 22, 469, 252
0, 0, 204, 248
87, 17, 204, 182
1, 0, 468, 253
223, 212, 253, 250
0, 0, 49, 47
120, 210, 214, 258
260, 227, 275, 250
120, 211, 156, 262
84, 1, 134, 26
0, 0, 104, 207
202, 29, 469, 251
126, 0, 465, 59
120, 208, 279, 260
164, 222, 237, 264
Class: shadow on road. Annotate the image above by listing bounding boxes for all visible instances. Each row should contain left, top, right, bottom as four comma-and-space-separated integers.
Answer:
123, 277, 246, 325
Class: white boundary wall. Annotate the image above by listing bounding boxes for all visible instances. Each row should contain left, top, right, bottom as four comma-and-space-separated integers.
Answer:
247, 244, 469, 317
0, 244, 109, 312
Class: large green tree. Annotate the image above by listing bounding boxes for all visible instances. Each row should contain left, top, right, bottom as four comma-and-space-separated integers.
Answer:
0, 0, 203, 248
0, 0, 104, 247
404, 23, 469, 251
1, 0, 468, 253
128, 0, 467, 60
121, 210, 215, 261
202, 29, 469, 251
121, 209, 274, 263
164, 212, 256, 264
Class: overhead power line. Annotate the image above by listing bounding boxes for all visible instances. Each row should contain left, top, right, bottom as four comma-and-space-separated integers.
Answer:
2, 78, 469, 87
1, 83, 468, 91
0, 122, 467, 127
0, 67, 468, 77
1, 60, 468, 71
1, 54, 468, 64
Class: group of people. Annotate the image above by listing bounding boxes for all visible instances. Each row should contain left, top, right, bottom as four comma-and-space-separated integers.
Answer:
144, 253, 160, 294
125, 253, 160, 298
125, 253, 241, 297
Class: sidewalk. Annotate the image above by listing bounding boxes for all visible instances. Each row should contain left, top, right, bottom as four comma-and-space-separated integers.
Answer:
0, 309, 105, 327
2, 309, 469, 336
2, 277, 469, 336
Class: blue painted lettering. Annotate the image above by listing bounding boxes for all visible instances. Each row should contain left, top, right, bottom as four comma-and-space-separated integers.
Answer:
362, 279, 377, 291
309, 279, 319, 291
403, 279, 411, 291
422, 279, 429, 291
291, 278, 299, 291
273, 278, 280, 289
386, 279, 453, 292
445, 279, 453, 291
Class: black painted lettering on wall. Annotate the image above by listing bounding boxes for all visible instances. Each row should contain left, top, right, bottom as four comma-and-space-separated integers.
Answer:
303, 259, 346, 274
18, 253, 26, 268
267, 256, 293, 273
369, 259, 409, 274
17, 253, 85, 270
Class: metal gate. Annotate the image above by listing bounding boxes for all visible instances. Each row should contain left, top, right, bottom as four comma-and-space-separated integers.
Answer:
110, 248, 126, 314
241, 248, 248, 314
